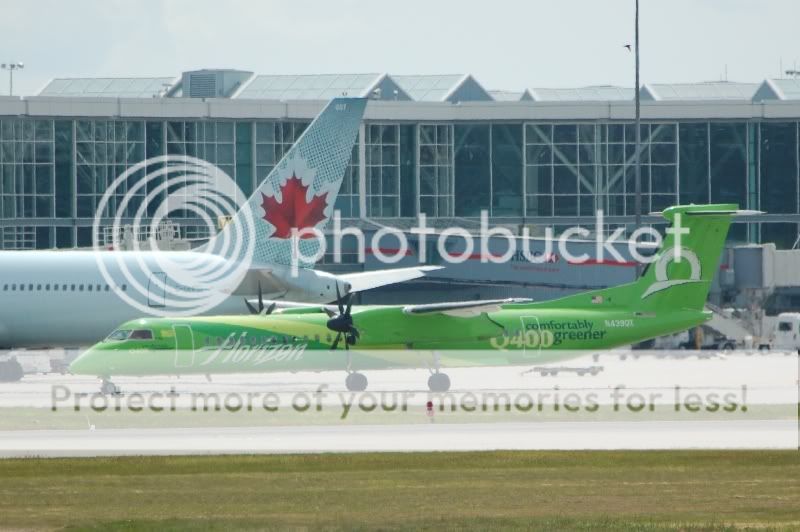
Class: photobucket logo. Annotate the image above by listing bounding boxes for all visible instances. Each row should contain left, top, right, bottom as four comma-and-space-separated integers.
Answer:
289, 210, 688, 274
92, 156, 255, 316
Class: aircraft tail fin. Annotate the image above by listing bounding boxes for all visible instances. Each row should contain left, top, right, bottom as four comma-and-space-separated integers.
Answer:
629, 204, 737, 312
208, 97, 367, 268
545, 204, 741, 313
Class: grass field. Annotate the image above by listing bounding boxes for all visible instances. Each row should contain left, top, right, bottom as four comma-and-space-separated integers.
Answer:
0, 451, 798, 530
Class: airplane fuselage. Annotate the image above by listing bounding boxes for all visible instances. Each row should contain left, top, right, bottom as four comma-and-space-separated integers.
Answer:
0, 250, 344, 348
70, 303, 710, 376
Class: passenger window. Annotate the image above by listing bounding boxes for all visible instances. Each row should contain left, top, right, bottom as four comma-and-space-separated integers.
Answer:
79, 285, 84, 291
105, 285, 110, 291
88, 284, 93, 292
122, 284, 127, 292
96, 284, 101, 291
36, 284, 41, 290
216, 337, 223, 346
45, 284, 50, 290
314, 334, 320, 342
28, 284, 33, 290
2, 284, 6, 291
129, 329, 153, 340
54, 284, 59, 291
71, 284, 75, 291
20, 285, 24, 292
11, 284, 16, 291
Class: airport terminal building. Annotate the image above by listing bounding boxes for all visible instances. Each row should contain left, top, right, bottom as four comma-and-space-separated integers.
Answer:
1, 69, 799, 252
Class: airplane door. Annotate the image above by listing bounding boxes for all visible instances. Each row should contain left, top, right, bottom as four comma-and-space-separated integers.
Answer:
520, 316, 542, 359
173, 325, 195, 368
148, 272, 167, 308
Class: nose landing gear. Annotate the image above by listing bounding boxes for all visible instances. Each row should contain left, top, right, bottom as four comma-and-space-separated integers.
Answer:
100, 378, 120, 395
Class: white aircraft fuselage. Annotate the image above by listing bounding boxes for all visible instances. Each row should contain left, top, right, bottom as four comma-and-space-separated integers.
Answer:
0, 250, 344, 348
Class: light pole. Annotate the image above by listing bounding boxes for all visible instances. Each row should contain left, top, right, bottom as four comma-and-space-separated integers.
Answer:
633, 0, 642, 277
1, 62, 24, 96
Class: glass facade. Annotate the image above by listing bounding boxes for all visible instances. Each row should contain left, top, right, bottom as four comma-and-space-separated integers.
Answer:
0, 115, 798, 250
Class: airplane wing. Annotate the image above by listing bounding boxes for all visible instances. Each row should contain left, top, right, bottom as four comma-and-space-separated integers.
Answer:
338, 266, 443, 292
402, 298, 533, 318
226, 269, 289, 298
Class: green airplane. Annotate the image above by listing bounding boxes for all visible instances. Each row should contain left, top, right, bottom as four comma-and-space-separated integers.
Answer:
70, 204, 738, 394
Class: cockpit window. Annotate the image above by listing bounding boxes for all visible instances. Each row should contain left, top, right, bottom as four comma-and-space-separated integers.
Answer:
778, 322, 793, 332
107, 329, 131, 341
129, 329, 154, 340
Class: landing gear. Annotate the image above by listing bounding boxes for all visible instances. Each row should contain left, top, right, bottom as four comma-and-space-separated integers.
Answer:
427, 372, 451, 392
345, 372, 368, 392
0, 357, 23, 382
100, 378, 120, 395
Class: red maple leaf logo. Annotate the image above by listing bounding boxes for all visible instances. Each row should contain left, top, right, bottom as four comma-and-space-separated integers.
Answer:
261, 174, 328, 239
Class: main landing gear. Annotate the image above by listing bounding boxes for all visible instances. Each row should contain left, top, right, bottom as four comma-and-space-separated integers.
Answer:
0, 357, 23, 382
345, 371, 368, 392
427, 352, 451, 392
427, 372, 451, 392
100, 378, 120, 395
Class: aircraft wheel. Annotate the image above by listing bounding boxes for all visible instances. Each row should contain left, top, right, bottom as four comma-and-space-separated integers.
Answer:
100, 379, 120, 395
427, 373, 451, 392
345, 372, 368, 392
0, 358, 24, 382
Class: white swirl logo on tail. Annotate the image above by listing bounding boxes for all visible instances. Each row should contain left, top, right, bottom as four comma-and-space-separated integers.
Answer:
641, 247, 702, 299
91, 155, 255, 316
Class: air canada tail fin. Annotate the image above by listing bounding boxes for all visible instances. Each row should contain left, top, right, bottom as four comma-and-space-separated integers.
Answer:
544, 204, 741, 313
208, 97, 367, 267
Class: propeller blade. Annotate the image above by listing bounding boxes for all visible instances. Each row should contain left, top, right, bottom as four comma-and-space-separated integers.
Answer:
331, 332, 342, 351
265, 302, 277, 315
344, 293, 353, 316
257, 280, 264, 313
335, 283, 344, 314
244, 299, 259, 315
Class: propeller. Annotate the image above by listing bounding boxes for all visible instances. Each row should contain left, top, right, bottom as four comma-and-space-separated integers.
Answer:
326, 283, 359, 350
244, 281, 277, 315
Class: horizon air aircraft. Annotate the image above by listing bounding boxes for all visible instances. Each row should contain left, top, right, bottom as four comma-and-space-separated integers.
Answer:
71, 204, 740, 394
0, 98, 438, 361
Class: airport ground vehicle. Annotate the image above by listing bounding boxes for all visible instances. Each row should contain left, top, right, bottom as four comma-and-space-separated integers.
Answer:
758, 312, 800, 353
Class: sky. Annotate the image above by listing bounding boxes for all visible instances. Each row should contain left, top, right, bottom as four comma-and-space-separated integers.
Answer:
3, 0, 799, 96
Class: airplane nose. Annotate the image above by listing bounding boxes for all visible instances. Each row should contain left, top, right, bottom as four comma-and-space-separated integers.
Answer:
68, 350, 94, 375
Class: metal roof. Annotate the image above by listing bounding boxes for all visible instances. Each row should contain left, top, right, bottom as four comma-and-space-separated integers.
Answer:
392, 74, 468, 101
529, 85, 633, 102
489, 90, 527, 101
753, 78, 800, 101
39, 77, 176, 98
236, 73, 382, 100
640, 81, 759, 101
33, 70, 800, 105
